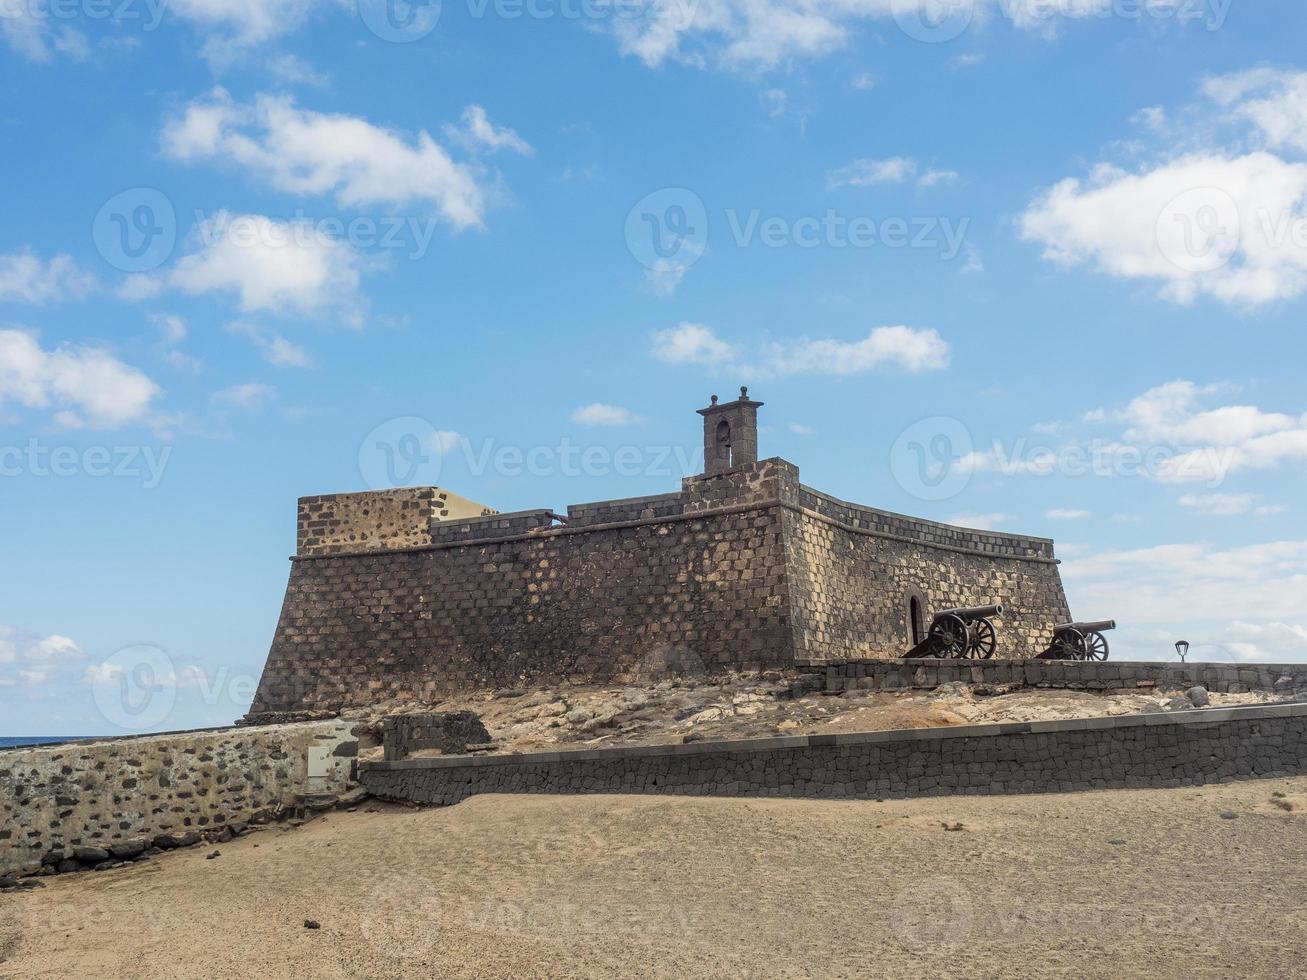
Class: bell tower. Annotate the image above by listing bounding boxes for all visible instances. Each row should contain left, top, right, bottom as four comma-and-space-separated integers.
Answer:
697, 386, 763, 476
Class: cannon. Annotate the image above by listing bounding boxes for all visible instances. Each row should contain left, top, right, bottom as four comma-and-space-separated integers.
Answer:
904, 605, 1004, 660
1038, 620, 1116, 661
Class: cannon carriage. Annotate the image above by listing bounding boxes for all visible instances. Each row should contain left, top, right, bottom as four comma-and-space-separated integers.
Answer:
1037, 620, 1116, 661
903, 605, 1004, 660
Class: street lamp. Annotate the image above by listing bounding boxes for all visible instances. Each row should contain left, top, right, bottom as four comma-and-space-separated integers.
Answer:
1175, 639, 1190, 663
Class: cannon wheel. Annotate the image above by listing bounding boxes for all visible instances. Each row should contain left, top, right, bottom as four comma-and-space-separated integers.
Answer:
1084, 630, 1110, 661
1053, 627, 1087, 660
965, 618, 997, 659
930, 613, 970, 659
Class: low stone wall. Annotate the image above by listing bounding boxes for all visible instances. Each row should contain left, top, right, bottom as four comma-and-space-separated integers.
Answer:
382, 712, 490, 761
360, 703, 1307, 806
822, 659, 1307, 695
0, 720, 358, 877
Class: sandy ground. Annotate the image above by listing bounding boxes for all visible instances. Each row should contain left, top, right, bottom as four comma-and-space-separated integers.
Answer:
352, 677, 1286, 758
4, 778, 1307, 979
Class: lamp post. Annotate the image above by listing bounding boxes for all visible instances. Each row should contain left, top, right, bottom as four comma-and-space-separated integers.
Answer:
1175, 639, 1190, 663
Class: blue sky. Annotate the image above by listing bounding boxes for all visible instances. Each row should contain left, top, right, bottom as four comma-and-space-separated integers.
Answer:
2, 0, 1305, 735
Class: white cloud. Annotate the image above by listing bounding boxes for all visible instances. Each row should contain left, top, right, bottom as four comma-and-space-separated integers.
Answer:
226, 321, 313, 368
162, 90, 489, 230
429, 430, 465, 455
652, 322, 949, 377
760, 88, 788, 118
917, 168, 961, 189
605, 1, 1122, 72
1046, 508, 1090, 519
0, 626, 84, 688
1022, 69, 1307, 307
947, 512, 1008, 530
168, 212, 364, 321
746, 325, 951, 377
1061, 540, 1307, 661
1, 3, 89, 63
970, 380, 1307, 488
789, 422, 816, 436
0, 251, 96, 304
651, 323, 740, 366
1202, 68, 1307, 155
1178, 492, 1257, 516
443, 105, 534, 156
0, 329, 162, 429
1113, 380, 1307, 484
827, 157, 916, 188
212, 382, 275, 410
571, 403, 639, 427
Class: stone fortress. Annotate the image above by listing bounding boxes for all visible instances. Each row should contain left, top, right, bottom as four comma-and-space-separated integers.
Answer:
246, 390, 1072, 723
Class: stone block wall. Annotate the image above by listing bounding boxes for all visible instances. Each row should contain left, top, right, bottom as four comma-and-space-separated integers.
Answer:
247, 457, 1074, 719
823, 658, 1307, 695
0, 721, 356, 877
297, 487, 496, 557
247, 461, 798, 720
784, 486, 1070, 662
360, 703, 1307, 806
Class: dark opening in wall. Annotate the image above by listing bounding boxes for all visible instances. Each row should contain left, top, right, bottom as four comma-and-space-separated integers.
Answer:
908, 593, 925, 646
715, 419, 732, 469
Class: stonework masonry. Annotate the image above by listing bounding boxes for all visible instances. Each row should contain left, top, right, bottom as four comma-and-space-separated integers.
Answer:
246, 394, 1073, 721
823, 659, 1307, 696
298, 486, 497, 557
360, 703, 1307, 806
0, 721, 356, 877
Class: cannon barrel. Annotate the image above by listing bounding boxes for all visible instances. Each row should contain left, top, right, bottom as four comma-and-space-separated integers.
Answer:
935, 604, 1003, 623
1055, 620, 1116, 634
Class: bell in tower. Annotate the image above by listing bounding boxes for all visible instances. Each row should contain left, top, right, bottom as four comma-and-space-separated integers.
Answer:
697, 386, 763, 476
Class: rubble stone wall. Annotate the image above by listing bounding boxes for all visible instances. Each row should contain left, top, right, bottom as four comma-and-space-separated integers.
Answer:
0, 720, 356, 877
360, 703, 1307, 806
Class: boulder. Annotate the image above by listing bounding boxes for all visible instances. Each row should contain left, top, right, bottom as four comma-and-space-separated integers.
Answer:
57, 859, 81, 874
1185, 686, 1210, 707
109, 839, 148, 860
72, 845, 110, 863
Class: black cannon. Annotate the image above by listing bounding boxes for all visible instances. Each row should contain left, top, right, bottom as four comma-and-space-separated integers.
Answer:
1038, 620, 1116, 661
904, 605, 1004, 660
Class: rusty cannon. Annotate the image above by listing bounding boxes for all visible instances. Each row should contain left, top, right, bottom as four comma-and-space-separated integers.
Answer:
904, 605, 1004, 660
1037, 620, 1117, 661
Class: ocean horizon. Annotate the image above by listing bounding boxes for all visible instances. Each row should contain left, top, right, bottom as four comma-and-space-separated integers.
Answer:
0, 736, 84, 748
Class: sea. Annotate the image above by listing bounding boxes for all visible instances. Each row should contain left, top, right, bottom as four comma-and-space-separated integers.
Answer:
0, 736, 83, 748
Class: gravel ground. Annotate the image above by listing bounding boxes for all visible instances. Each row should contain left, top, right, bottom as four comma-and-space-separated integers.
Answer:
4, 778, 1306, 979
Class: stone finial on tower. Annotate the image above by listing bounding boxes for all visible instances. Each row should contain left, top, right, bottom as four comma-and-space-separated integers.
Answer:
697, 387, 763, 476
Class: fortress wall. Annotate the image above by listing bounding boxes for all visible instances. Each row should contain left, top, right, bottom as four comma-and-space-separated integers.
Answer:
823, 659, 1307, 695
567, 492, 684, 527
246, 461, 798, 720
298, 487, 496, 557
785, 486, 1070, 662
0, 720, 356, 877
359, 703, 1307, 806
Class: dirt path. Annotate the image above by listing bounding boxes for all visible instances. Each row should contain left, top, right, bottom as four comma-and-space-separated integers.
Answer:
4, 778, 1307, 979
